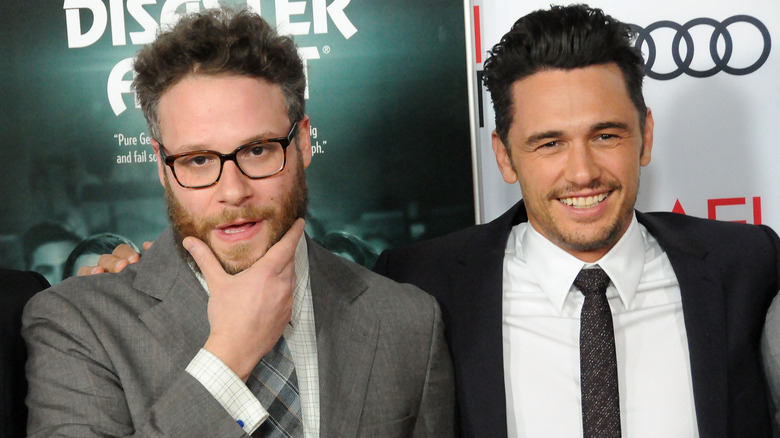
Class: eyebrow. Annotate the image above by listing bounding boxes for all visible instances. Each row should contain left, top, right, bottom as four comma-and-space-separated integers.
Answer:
591, 121, 630, 132
167, 131, 283, 153
524, 121, 631, 146
525, 130, 564, 146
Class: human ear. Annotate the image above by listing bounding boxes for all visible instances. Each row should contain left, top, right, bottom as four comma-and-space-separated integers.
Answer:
492, 131, 518, 184
640, 108, 654, 166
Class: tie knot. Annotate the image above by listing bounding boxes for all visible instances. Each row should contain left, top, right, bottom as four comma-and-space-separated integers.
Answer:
574, 267, 611, 297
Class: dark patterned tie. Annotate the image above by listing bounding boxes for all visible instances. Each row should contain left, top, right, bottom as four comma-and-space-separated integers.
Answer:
247, 336, 303, 438
574, 267, 621, 438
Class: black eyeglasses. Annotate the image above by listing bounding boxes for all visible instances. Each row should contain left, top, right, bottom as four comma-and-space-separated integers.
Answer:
158, 122, 298, 189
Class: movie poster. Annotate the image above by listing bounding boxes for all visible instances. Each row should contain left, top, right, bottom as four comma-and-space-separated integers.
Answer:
0, 0, 474, 284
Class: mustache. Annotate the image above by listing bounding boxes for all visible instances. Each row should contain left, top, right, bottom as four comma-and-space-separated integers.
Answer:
200, 204, 276, 231
549, 180, 621, 199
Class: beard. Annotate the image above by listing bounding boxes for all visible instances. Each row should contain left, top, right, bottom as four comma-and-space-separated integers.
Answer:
544, 178, 636, 254
165, 156, 308, 275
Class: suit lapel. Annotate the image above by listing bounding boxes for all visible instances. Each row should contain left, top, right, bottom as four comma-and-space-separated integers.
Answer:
307, 239, 379, 438
447, 201, 527, 438
637, 212, 727, 438
134, 228, 211, 370
448, 207, 727, 437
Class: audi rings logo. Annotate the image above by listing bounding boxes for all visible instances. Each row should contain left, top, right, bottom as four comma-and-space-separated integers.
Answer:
630, 16, 771, 80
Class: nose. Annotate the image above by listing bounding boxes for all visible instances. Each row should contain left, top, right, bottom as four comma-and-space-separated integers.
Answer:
215, 160, 252, 206
563, 142, 601, 186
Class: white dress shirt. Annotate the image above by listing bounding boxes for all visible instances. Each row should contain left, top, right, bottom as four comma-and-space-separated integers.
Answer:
502, 215, 699, 437
186, 235, 320, 436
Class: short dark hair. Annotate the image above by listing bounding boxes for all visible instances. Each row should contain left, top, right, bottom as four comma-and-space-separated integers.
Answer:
483, 4, 646, 147
133, 8, 306, 141
61, 233, 139, 280
22, 223, 81, 269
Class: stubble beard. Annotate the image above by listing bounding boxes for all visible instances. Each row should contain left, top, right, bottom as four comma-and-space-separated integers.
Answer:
165, 157, 308, 275
538, 178, 637, 255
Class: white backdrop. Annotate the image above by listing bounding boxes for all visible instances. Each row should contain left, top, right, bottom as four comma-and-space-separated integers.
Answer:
467, 0, 779, 231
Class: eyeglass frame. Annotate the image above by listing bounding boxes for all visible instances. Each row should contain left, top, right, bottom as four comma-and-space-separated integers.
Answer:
157, 122, 299, 189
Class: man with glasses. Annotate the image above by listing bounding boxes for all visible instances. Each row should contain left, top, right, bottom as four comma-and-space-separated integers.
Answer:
22, 8, 454, 437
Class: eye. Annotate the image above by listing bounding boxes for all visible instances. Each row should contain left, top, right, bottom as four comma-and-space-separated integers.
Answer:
179, 153, 215, 168
240, 143, 279, 161
594, 133, 620, 146
535, 140, 563, 154
247, 145, 269, 157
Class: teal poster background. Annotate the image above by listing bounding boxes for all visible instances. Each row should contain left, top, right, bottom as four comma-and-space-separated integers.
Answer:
0, 1, 474, 281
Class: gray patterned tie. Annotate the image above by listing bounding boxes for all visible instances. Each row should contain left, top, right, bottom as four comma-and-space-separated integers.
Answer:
574, 267, 621, 438
247, 336, 303, 438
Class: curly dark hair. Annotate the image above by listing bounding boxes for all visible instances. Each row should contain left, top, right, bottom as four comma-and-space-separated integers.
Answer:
483, 4, 646, 148
133, 8, 306, 141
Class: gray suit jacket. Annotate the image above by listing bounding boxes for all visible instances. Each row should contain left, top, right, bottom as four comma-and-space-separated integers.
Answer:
22, 228, 455, 437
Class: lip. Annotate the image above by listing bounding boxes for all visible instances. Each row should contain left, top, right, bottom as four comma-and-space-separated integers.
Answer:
213, 219, 263, 242
557, 190, 612, 209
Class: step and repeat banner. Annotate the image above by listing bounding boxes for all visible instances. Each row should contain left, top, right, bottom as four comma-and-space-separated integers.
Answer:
0, 0, 475, 284
467, 0, 778, 230
6, 0, 772, 285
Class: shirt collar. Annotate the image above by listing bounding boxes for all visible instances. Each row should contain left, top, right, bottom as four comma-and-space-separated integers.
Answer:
596, 215, 644, 309
518, 213, 644, 311
193, 233, 310, 328
290, 234, 309, 328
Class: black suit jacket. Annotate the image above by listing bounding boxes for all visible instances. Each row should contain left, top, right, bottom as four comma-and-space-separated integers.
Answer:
0, 268, 49, 438
375, 200, 780, 438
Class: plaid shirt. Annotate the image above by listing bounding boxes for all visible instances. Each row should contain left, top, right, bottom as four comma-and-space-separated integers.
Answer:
186, 235, 319, 436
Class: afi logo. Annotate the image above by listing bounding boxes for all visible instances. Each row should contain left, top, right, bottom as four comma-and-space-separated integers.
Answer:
673, 196, 762, 224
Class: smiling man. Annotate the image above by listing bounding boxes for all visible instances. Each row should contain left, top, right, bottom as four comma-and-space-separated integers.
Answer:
375, 4, 780, 438
493, 63, 652, 263
22, 8, 454, 437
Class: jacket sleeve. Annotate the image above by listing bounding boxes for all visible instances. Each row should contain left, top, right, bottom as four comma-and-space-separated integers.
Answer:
762, 295, 780, 434
22, 291, 248, 438
760, 224, 780, 435
412, 295, 457, 438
